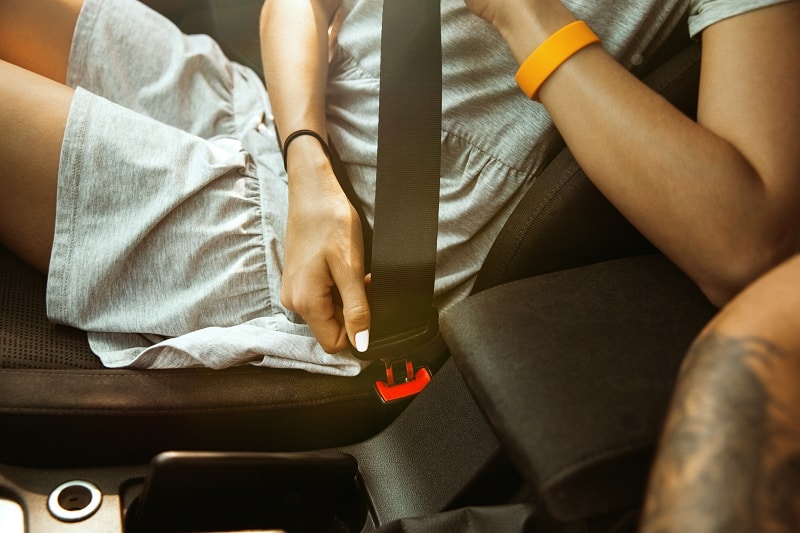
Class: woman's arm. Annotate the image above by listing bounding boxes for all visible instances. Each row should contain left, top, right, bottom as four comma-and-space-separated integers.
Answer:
260, 0, 370, 354
464, 0, 800, 306
641, 254, 800, 532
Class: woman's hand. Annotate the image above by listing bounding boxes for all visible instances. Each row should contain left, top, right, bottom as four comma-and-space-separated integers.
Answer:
461, 0, 515, 27
280, 147, 370, 354
462, 0, 576, 63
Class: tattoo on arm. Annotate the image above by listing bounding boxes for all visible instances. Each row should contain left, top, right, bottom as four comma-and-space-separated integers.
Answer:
640, 331, 800, 533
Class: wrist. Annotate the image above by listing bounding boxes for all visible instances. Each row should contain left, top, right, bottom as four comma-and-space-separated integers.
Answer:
282, 129, 331, 170
495, 0, 577, 64
287, 162, 346, 208
285, 136, 335, 179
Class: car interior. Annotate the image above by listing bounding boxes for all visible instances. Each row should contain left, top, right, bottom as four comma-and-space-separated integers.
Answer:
0, 0, 719, 531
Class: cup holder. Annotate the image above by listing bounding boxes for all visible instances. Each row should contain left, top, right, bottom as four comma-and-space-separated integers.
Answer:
48, 480, 102, 522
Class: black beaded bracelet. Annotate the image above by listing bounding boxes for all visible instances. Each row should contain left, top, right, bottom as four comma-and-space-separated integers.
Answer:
281, 129, 332, 170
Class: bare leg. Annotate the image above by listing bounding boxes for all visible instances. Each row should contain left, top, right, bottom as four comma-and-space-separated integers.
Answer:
0, 0, 84, 84
0, 60, 73, 273
0, 0, 83, 272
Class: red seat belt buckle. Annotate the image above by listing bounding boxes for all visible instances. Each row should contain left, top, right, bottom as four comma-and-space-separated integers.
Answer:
374, 359, 431, 403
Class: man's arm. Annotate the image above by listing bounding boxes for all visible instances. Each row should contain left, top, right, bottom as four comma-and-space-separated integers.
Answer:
641, 255, 800, 532
464, 0, 800, 306
260, 0, 370, 354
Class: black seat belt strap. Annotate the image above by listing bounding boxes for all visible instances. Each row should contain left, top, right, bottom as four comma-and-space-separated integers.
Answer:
361, 0, 442, 370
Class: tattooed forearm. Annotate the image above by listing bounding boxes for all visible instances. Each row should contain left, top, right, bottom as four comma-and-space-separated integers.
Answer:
640, 331, 800, 533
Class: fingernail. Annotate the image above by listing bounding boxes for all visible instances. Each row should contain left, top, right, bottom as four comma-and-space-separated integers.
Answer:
355, 330, 369, 352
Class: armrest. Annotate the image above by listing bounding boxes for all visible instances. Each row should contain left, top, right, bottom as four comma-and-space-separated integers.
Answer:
440, 255, 717, 521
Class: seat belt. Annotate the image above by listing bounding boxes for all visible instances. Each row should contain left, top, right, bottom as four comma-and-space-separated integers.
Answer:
355, 0, 442, 402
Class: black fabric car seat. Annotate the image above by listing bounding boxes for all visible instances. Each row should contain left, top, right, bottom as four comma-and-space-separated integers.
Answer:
0, 243, 424, 465
0, 0, 703, 472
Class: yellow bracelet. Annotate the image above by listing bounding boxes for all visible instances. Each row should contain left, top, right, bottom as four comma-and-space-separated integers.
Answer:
515, 20, 600, 101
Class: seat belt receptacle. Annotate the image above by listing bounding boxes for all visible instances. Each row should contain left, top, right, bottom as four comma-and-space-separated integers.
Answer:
374, 359, 432, 403
360, 307, 438, 402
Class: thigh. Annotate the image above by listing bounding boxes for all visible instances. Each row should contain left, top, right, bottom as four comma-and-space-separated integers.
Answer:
0, 60, 73, 273
0, 0, 84, 84
68, 0, 242, 139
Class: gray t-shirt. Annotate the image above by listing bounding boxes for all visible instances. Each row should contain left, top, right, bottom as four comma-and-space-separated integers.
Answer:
327, 0, 789, 310
688, 0, 791, 36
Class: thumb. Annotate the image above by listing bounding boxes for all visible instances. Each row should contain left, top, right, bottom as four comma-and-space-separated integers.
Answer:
333, 270, 372, 353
